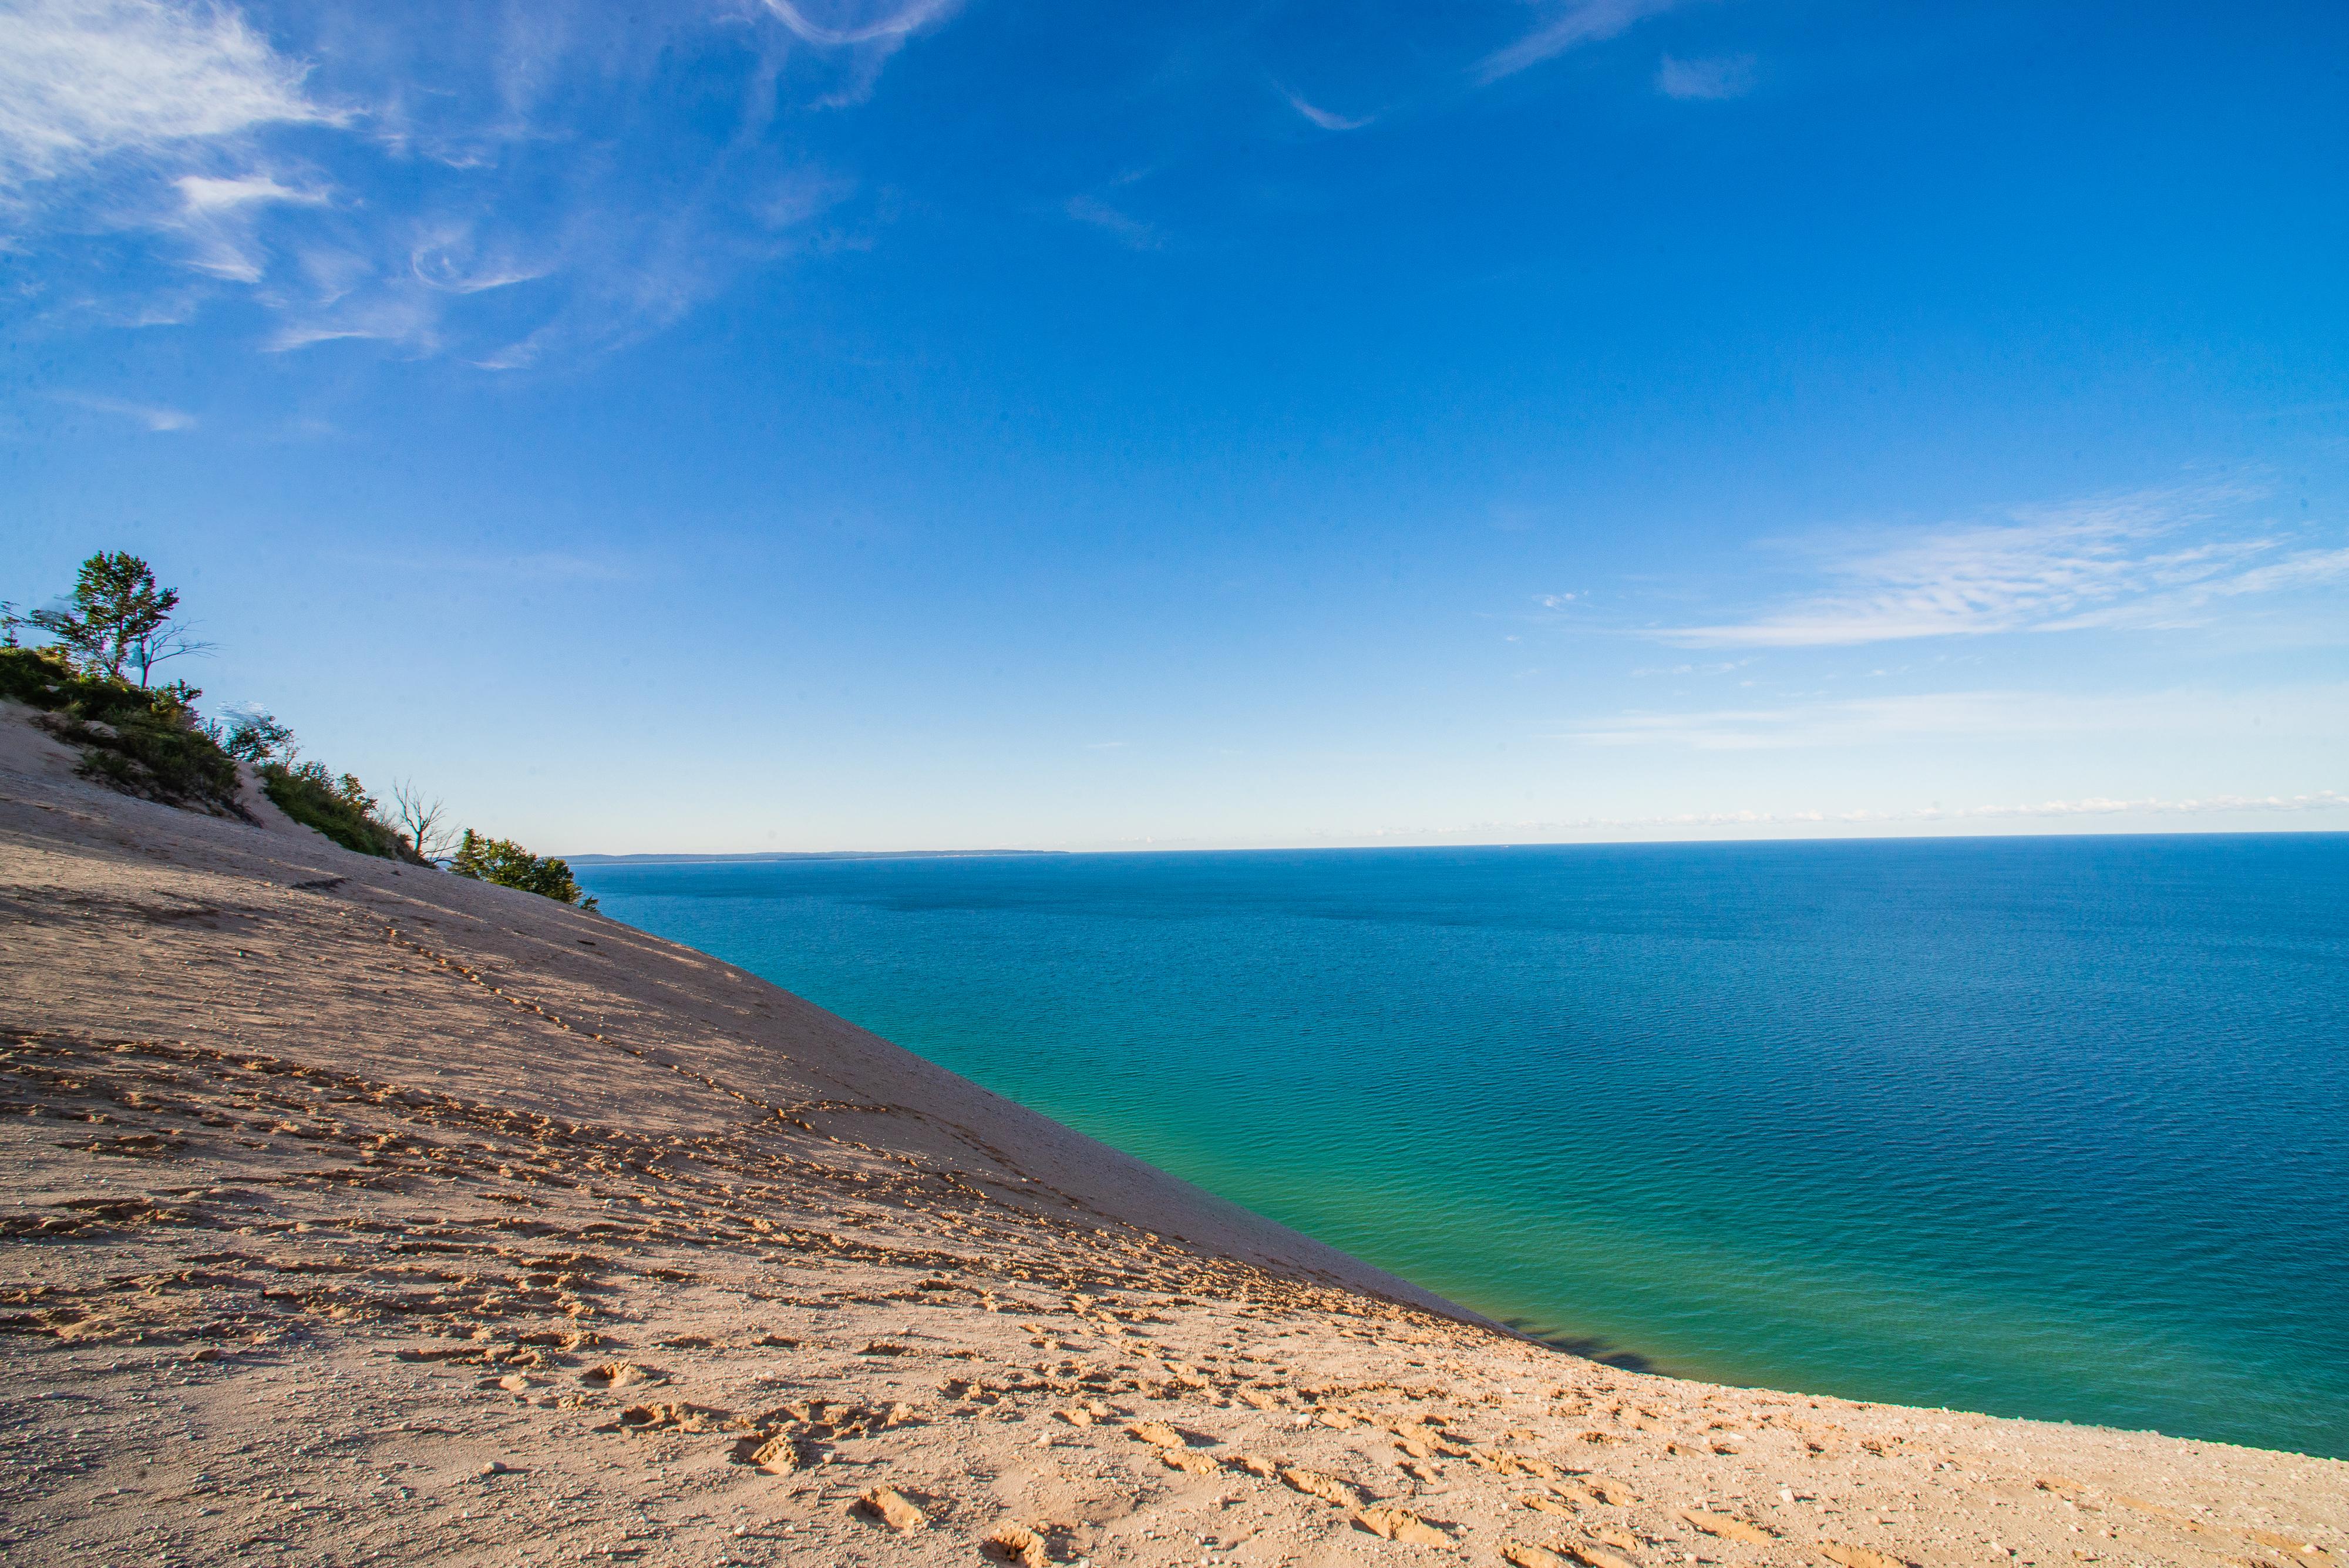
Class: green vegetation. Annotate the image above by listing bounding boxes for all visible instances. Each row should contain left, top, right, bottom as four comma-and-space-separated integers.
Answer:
450, 831, 598, 910
6, 550, 598, 910
259, 761, 416, 861
0, 644, 243, 813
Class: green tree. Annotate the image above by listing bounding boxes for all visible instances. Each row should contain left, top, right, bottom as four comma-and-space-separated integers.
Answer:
449, 831, 598, 910
222, 709, 295, 763
28, 551, 209, 686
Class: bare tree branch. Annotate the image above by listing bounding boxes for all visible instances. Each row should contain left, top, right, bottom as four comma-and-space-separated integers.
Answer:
390, 779, 460, 864
129, 621, 215, 688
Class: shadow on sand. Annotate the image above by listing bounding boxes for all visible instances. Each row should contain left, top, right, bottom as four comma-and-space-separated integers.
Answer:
1497, 1317, 1656, 1372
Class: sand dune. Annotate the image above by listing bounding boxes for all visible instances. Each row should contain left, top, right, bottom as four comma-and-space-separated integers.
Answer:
2, 715, 2341, 1566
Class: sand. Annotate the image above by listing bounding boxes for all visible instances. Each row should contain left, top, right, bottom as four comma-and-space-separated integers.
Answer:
2, 708, 2342, 1567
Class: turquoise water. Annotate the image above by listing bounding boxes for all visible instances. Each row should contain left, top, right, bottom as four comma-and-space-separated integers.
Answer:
573, 836, 2349, 1458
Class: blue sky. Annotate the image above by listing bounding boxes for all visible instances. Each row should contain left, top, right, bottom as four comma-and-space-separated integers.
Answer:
4, 0, 2345, 852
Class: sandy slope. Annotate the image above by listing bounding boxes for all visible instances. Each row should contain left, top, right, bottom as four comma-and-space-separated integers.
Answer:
1, 718, 2341, 1568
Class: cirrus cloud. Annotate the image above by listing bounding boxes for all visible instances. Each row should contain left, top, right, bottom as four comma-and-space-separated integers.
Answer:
0, 0, 335, 186
4, 0, 947, 369
1655, 53, 1754, 100
1654, 486, 2349, 648
1479, 0, 1691, 83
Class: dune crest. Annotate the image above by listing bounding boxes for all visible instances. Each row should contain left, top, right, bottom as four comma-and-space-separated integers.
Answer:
1, 738, 2341, 1564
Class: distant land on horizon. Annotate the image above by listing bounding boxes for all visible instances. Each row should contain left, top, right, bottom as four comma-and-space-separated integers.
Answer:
563, 849, 1076, 865
564, 828, 2349, 863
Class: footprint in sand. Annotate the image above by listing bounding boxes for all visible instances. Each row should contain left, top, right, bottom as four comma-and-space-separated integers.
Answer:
1820, 1546, 1908, 1568
983, 1523, 1051, 1567
582, 1362, 665, 1389
1280, 1468, 1363, 1508
1354, 1506, 1450, 1548
1578, 1542, 1643, 1568
854, 1486, 927, 1532
736, 1432, 805, 1473
611, 1401, 724, 1434
1680, 1509, 1775, 1546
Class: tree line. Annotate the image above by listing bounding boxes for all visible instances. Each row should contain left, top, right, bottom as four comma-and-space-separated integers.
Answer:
3, 551, 594, 910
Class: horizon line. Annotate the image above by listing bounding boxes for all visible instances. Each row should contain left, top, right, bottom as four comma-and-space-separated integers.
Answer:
561, 823, 2349, 863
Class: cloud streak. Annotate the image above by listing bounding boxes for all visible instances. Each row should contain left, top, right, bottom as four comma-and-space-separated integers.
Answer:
1064, 194, 1161, 250
1655, 53, 1754, 100
1266, 790, 2349, 849
1503, 792, 2349, 832
756, 0, 959, 49
1479, 0, 1688, 83
1656, 487, 2349, 648
1281, 88, 1374, 132
6, 0, 935, 369
0, 0, 336, 185
57, 392, 195, 431
1562, 682, 2349, 750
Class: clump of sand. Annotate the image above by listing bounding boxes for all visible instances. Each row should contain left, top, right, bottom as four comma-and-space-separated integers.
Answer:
1, 722, 2341, 1566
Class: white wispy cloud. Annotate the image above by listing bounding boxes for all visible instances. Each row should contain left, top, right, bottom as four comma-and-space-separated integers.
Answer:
174, 171, 325, 211
1630, 659, 1749, 677
408, 226, 547, 295
756, 0, 960, 49
1281, 88, 1374, 132
264, 290, 443, 355
1562, 682, 2349, 750
7, 1, 931, 368
0, 0, 336, 185
1657, 486, 2349, 648
1266, 790, 2349, 847
1939, 791, 2349, 820
1513, 792, 2349, 832
167, 168, 332, 281
56, 392, 194, 431
1479, 0, 1690, 83
337, 545, 636, 582
1065, 194, 1160, 251
1655, 53, 1754, 99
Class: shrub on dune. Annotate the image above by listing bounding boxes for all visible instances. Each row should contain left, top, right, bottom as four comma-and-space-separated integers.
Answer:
450, 830, 597, 910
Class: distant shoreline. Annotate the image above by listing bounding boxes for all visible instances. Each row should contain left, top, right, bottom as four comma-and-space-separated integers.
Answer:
566, 829, 2349, 863
565, 848, 1074, 864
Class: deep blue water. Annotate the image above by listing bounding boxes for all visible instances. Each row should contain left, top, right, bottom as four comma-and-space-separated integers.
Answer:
574, 835, 2349, 1458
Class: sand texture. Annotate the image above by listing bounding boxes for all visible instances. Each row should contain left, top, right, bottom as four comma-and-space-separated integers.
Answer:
2, 724, 2343, 1567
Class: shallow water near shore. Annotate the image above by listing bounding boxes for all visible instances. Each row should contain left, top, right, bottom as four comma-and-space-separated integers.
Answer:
576, 835, 2349, 1458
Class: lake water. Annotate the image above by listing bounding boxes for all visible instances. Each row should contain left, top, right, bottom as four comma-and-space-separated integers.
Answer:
573, 835, 2349, 1458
